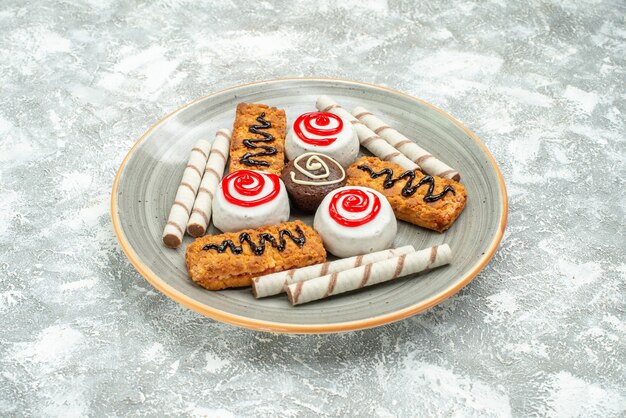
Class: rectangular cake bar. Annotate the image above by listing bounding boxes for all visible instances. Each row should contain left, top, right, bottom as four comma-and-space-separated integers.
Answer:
185, 220, 327, 290
346, 156, 467, 232
228, 103, 286, 175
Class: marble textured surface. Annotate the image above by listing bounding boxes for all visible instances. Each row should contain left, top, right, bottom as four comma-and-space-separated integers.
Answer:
1, 0, 624, 416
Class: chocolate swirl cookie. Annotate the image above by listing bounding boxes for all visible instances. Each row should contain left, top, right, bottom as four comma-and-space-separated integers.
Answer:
280, 152, 347, 213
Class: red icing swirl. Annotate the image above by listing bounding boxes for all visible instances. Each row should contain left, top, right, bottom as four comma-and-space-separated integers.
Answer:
328, 188, 381, 227
293, 112, 344, 146
222, 170, 280, 207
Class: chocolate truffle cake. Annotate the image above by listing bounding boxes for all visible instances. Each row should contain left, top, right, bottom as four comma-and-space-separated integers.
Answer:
280, 152, 347, 213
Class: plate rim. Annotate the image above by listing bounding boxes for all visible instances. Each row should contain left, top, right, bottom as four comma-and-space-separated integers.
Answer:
110, 77, 508, 334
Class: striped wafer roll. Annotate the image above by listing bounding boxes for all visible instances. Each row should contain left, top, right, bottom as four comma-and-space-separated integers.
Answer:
286, 244, 452, 305
252, 245, 415, 298
316, 96, 418, 171
162, 139, 212, 248
351, 106, 460, 181
187, 128, 232, 237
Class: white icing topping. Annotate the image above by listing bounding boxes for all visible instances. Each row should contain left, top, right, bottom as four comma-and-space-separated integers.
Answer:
330, 188, 379, 223
313, 186, 397, 257
212, 170, 290, 232
285, 114, 360, 168
224, 171, 278, 205
295, 115, 343, 142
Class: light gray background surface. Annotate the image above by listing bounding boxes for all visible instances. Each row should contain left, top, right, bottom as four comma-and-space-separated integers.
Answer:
1, 1, 624, 416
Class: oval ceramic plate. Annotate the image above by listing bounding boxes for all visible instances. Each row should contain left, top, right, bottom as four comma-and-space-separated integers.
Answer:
111, 78, 507, 333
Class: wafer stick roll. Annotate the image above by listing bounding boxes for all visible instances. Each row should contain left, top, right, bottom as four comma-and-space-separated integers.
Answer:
351, 106, 460, 181
286, 244, 452, 305
252, 245, 415, 298
316, 96, 418, 171
187, 128, 232, 237
162, 139, 212, 248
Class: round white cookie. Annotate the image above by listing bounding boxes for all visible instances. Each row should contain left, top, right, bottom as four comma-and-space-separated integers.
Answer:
212, 170, 290, 233
286, 111, 359, 167
313, 186, 397, 257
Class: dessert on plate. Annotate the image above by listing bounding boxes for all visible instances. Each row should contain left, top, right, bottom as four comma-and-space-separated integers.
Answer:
212, 169, 290, 233
313, 186, 397, 258
280, 152, 347, 213
229, 103, 286, 175
285, 111, 359, 167
185, 220, 326, 290
160, 97, 464, 304
347, 156, 466, 232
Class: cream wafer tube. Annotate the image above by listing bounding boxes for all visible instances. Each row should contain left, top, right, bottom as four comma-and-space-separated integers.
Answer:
162, 139, 212, 248
252, 245, 415, 298
316, 96, 419, 171
351, 106, 460, 181
187, 128, 232, 237
286, 244, 452, 305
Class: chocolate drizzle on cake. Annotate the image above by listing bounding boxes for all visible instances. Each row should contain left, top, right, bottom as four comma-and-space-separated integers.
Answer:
357, 165, 455, 202
239, 112, 277, 167
202, 226, 306, 256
